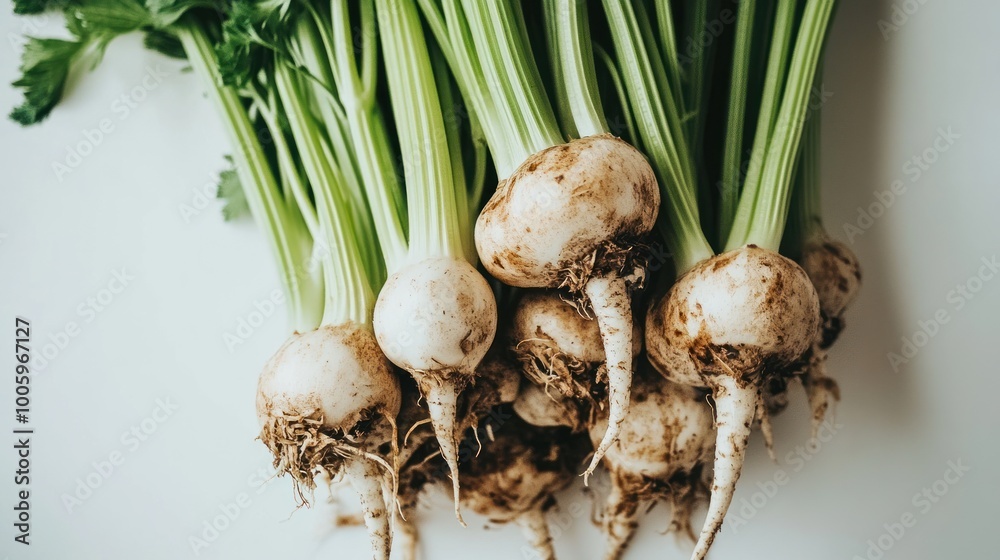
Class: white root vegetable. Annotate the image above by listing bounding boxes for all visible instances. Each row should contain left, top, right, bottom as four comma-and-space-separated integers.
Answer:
514, 380, 585, 432
478, 131, 660, 478
387, 352, 523, 560
591, 372, 716, 560
432, 0, 660, 482
510, 290, 642, 436
345, 457, 394, 560
458, 416, 587, 560
512, 291, 605, 396
601, 475, 640, 560
392, 379, 446, 560
645, 245, 820, 560
375, 259, 497, 375
392, 513, 419, 560
511, 290, 642, 401
517, 509, 558, 560
799, 237, 861, 434
393, 441, 438, 560
801, 239, 861, 326
374, 257, 497, 525
256, 323, 401, 560
371, 0, 502, 527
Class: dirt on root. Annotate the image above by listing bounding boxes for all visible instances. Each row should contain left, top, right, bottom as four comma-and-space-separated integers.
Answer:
607, 462, 711, 541
257, 406, 384, 506
457, 415, 591, 522
485, 135, 659, 291
818, 314, 845, 350
513, 337, 597, 401
558, 236, 651, 300
668, 248, 820, 394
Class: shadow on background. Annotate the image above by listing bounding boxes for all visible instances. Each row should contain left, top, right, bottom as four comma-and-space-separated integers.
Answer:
721, 0, 913, 471
820, 0, 914, 424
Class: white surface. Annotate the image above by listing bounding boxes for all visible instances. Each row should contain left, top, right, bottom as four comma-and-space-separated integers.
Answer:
1, 1, 998, 559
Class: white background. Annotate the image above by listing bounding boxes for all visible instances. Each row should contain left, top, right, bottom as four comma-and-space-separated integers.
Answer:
2, 1, 998, 559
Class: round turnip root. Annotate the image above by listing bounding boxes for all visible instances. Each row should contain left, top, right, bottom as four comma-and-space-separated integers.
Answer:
645, 245, 820, 559
512, 290, 606, 400
458, 416, 589, 560
476, 134, 658, 479
256, 323, 401, 560
799, 237, 861, 435
514, 380, 586, 432
374, 257, 497, 524
801, 239, 861, 324
510, 290, 641, 435
591, 372, 715, 560
511, 290, 641, 401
